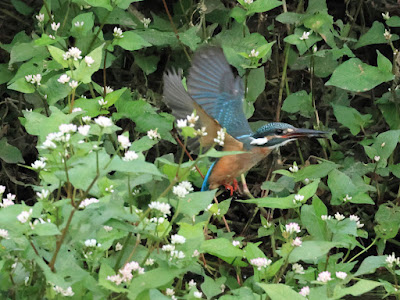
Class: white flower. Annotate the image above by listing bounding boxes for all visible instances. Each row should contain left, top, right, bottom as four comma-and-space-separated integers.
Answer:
79, 198, 99, 208
334, 212, 345, 221
166, 288, 174, 296
180, 181, 194, 192
83, 56, 94, 67
384, 29, 392, 40
17, 209, 33, 223
162, 244, 175, 252
36, 13, 45, 23
82, 116, 91, 123
103, 225, 113, 232
214, 128, 225, 146
349, 215, 359, 221
336, 271, 347, 280
187, 113, 199, 127
285, 222, 301, 234
232, 240, 240, 247
142, 18, 151, 28
106, 274, 123, 285
26, 74, 42, 86
195, 127, 208, 136
171, 234, 186, 244
148, 201, 171, 215
84, 239, 97, 247
0, 229, 9, 239
36, 189, 49, 200
72, 107, 82, 113
25, 75, 33, 82
74, 21, 84, 27
292, 263, 305, 274
321, 215, 332, 221
144, 258, 154, 266
374, 155, 381, 162
317, 271, 332, 283
95, 116, 113, 127
105, 86, 114, 94
107, 261, 144, 285
66, 47, 82, 60
113, 27, 124, 38
56, 74, 70, 85
244, 0, 253, 4
289, 163, 298, 172
31, 160, 46, 170
176, 119, 188, 128
118, 135, 131, 149
42, 139, 57, 149
105, 185, 114, 193
192, 249, 200, 257
115, 242, 123, 251
250, 257, 272, 270
53, 286, 74, 297
386, 252, 400, 267
51, 22, 60, 31
78, 125, 90, 136
188, 279, 196, 288
0, 194, 15, 208
49, 34, 55, 39
59, 123, 77, 134
292, 237, 302, 247
69, 80, 78, 89
147, 128, 161, 140
299, 31, 311, 40
299, 286, 310, 297
194, 291, 203, 298
123, 151, 139, 161
382, 12, 390, 20
343, 194, 352, 202
293, 194, 305, 204
249, 49, 259, 57
0, 185, 5, 194
173, 185, 189, 198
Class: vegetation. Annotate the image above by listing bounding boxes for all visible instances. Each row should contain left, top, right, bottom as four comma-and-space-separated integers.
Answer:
0, 0, 400, 299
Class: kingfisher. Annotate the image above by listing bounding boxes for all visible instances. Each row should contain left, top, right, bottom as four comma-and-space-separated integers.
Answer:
163, 47, 327, 195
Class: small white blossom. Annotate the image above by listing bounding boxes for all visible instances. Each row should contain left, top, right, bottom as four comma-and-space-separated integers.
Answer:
147, 129, 161, 140
25, 75, 33, 82
36, 13, 45, 23
289, 163, 298, 172
36, 189, 50, 200
195, 127, 208, 136
299, 31, 311, 40
249, 49, 259, 57
171, 234, 186, 244
285, 222, 301, 234
188, 279, 197, 288
104, 86, 114, 94
293, 194, 305, 204
123, 151, 139, 161
33, 74, 42, 85
187, 113, 199, 127
250, 257, 272, 270
59, 123, 77, 134
17, 209, 33, 223
244, 0, 253, 3
170, 250, 185, 259
0, 186, 5, 194
66, 47, 82, 60
192, 249, 200, 257
162, 244, 175, 252
299, 286, 310, 297
31, 160, 46, 170
72, 108, 82, 113
84, 239, 97, 247
317, 271, 332, 283
82, 116, 91, 123
194, 291, 203, 298
42, 139, 57, 149
118, 135, 131, 149
166, 288, 174, 296
336, 271, 347, 280
148, 201, 171, 215
374, 156, 381, 162
53, 286, 74, 297
115, 242, 123, 251
292, 237, 302, 247
321, 215, 332, 221
51, 22, 60, 31
1, 193, 15, 208
84, 56, 94, 67
334, 212, 345, 221
0, 229, 9, 239
78, 125, 90, 136
49, 34, 55, 39
69, 80, 78, 89
74, 21, 84, 27
176, 119, 188, 128
232, 240, 240, 247
382, 12, 390, 20
105, 185, 114, 193
113, 27, 124, 38
292, 263, 305, 274
142, 18, 151, 28
95, 116, 113, 127
384, 29, 392, 40
79, 198, 99, 208
343, 194, 352, 202
145, 258, 155, 266
173, 185, 189, 198
103, 225, 113, 232
386, 252, 400, 267
214, 128, 225, 146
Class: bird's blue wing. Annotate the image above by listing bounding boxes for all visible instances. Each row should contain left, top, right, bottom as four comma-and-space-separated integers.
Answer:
187, 47, 253, 140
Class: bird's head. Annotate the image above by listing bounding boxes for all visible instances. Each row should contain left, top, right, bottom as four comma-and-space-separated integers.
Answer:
250, 122, 328, 149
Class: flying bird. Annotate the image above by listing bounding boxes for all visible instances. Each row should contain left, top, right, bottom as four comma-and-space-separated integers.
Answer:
163, 47, 327, 195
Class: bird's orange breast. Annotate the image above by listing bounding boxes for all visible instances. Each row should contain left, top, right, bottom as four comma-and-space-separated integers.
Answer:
208, 147, 272, 189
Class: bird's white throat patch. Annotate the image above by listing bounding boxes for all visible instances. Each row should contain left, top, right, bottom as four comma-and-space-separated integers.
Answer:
250, 137, 269, 145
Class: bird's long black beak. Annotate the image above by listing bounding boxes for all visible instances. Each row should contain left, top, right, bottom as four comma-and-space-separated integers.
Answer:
284, 128, 329, 139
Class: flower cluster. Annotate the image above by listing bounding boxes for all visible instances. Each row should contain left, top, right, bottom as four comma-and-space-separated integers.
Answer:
63, 47, 82, 61
285, 222, 301, 234
148, 201, 171, 216
53, 285, 74, 297
299, 286, 310, 297
107, 261, 144, 285
79, 198, 99, 208
171, 234, 186, 244
293, 193, 305, 204
292, 263, 305, 274
172, 181, 194, 198
84, 239, 101, 247
249, 257, 272, 270
317, 271, 332, 283
25, 74, 42, 86
113, 27, 124, 39
321, 213, 364, 228
147, 129, 161, 140
17, 209, 33, 223
386, 252, 400, 268
249, 49, 259, 57
214, 128, 225, 146
1, 193, 15, 208
289, 162, 298, 172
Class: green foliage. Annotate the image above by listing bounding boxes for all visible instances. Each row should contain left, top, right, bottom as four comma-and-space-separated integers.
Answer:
0, 0, 399, 299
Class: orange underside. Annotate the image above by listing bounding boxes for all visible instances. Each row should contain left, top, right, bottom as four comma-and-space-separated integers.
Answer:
208, 147, 271, 190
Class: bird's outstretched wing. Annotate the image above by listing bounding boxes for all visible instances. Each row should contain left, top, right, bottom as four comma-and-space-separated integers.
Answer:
163, 69, 243, 151
187, 47, 253, 140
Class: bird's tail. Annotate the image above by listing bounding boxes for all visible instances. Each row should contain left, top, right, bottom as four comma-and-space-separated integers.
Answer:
201, 161, 217, 191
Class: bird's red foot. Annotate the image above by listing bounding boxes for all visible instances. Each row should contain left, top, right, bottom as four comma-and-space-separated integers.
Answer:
223, 179, 239, 196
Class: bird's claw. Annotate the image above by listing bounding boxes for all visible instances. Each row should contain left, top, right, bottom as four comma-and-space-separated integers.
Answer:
223, 179, 239, 196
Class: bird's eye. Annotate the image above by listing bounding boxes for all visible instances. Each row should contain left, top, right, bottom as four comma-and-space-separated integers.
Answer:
275, 129, 284, 135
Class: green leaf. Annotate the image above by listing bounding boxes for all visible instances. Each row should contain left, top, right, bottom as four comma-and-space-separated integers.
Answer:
298, 179, 320, 200
201, 276, 226, 299
104, 88, 127, 108
179, 191, 215, 217
288, 241, 339, 263
0, 64, 13, 84
39, 74, 72, 105
113, 31, 152, 51
387, 16, 400, 27
75, 43, 104, 83
8, 77, 35, 93
353, 256, 387, 276
32, 223, 61, 236
240, 195, 297, 209
10, 42, 48, 65
282, 90, 313, 117
276, 12, 305, 24
84, 0, 113, 10
333, 280, 382, 298
133, 53, 160, 75
247, 0, 282, 15
326, 58, 394, 92
355, 22, 394, 49
99, 263, 127, 293
294, 161, 337, 181
258, 284, 304, 300
327, 169, 358, 205
11, 0, 34, 15
246, 67, 265, 102
202, 238, 244, 262
230, 6, 247, 23
301, 197, 328, 240
47, 46, 69, 68
0, 137, 24, 163
70, 12, 95, 37
377, 50, 392, 73
180, 26, 202, 51
332, 104, 372, 135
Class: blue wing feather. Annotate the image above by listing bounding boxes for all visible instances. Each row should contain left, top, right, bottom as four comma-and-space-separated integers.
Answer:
201, 161, 217, 191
